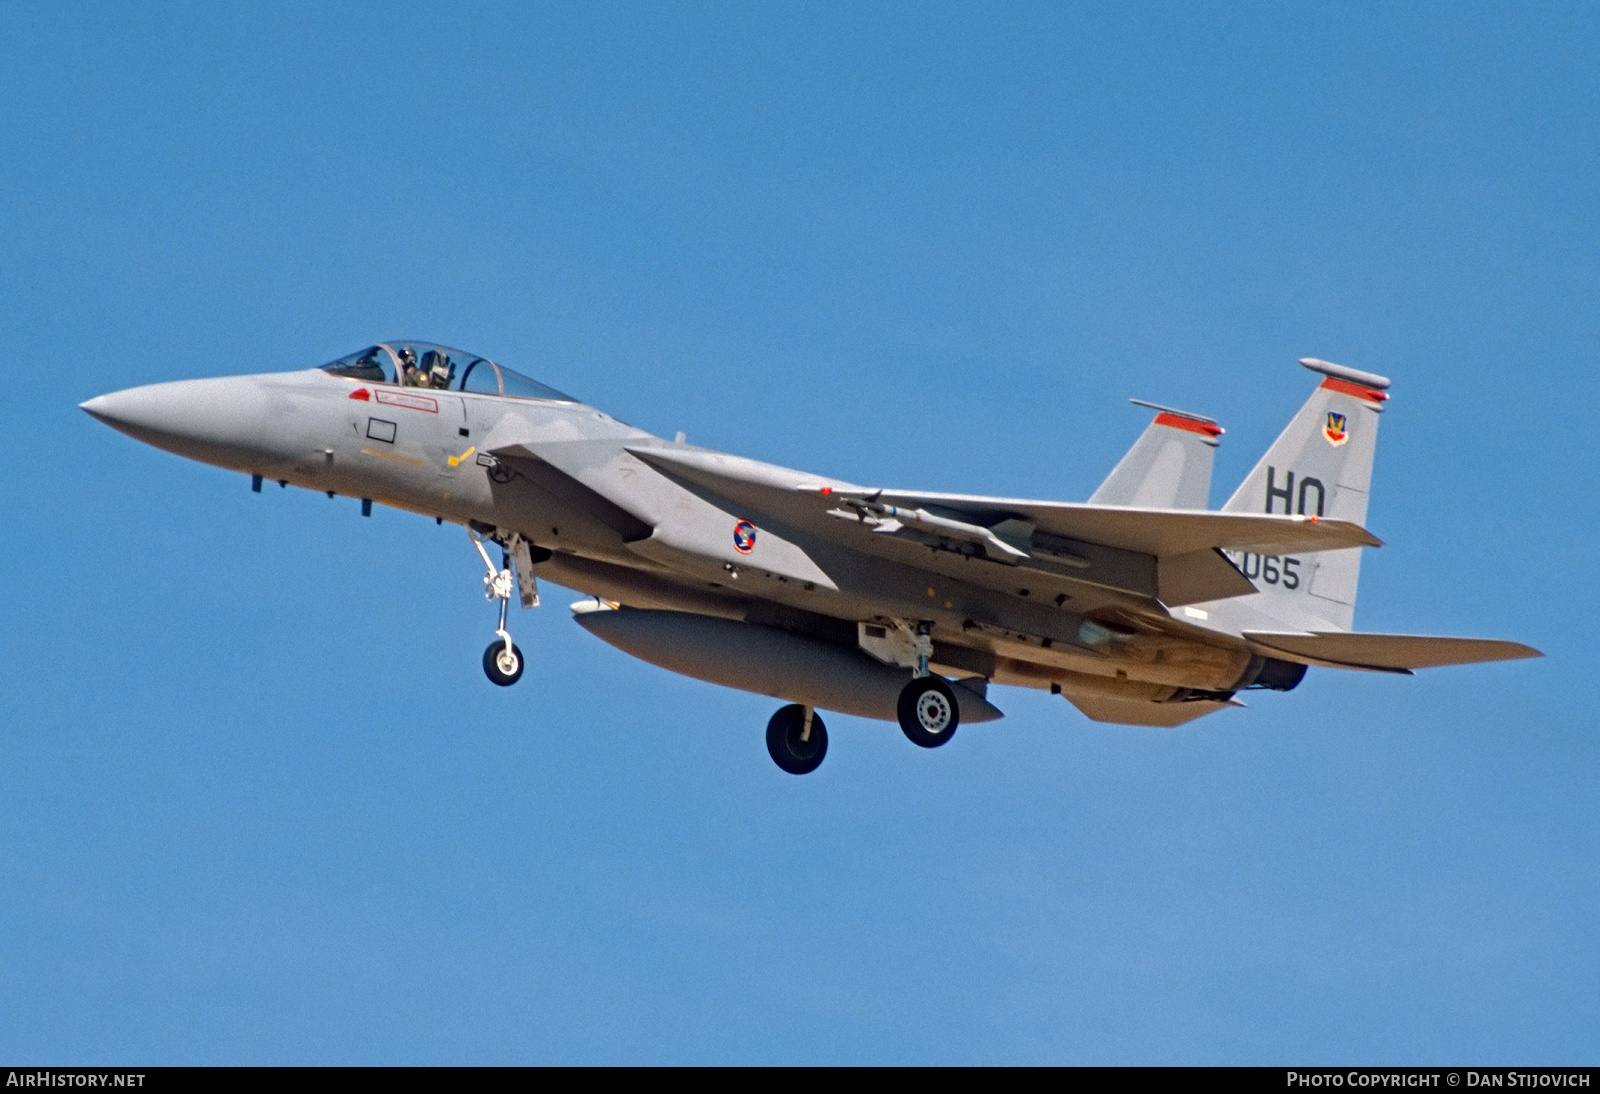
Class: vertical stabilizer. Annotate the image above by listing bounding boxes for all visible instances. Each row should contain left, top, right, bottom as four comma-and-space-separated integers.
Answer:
1090, 401, 1223, 509
1217, 359, 1390, 631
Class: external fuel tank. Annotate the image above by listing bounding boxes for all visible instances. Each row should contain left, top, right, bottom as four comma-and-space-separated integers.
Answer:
572, 605, 1004, 724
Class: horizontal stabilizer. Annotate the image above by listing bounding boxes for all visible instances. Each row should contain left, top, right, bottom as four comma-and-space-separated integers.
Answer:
1244, 631, 1542, 672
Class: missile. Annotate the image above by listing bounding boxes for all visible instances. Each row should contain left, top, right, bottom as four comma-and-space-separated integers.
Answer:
571, 604, 1004, 724
823, 494, 1030, 561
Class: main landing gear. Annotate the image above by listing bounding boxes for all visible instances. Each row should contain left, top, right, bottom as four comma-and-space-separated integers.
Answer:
470, 527, 539, 687
761, 620, 960, 775
766, 704, 828, 775
897, 675, 959, 748
896, 619, 959, 748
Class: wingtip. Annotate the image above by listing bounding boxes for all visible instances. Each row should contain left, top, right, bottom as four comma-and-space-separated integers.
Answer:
1305, 516, 1383, 548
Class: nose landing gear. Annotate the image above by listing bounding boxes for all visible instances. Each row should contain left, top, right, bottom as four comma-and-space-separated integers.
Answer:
470, 527, 538, 686
484, 637, 524, 686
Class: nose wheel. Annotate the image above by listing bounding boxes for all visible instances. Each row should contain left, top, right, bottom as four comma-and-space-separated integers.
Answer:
469, 527, 538, 686
484, 639, 525, 686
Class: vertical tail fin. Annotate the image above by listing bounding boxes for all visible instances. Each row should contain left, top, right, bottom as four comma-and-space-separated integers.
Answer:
1090, 401, 1223, 509
1219, 359, 1390, 631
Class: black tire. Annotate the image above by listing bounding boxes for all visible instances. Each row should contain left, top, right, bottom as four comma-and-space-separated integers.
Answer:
483, 640, 525, 686
897, 676, 959, 748
766, 704, 828, 775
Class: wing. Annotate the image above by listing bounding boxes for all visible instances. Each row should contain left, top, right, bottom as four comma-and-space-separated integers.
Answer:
1242, 632, 1543, 673
626, 444, 1379, 607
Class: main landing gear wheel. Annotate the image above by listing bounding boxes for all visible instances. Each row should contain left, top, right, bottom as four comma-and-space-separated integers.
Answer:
766, 704, 828, 775
898, 676, 959, 748
483, 640, 525, 686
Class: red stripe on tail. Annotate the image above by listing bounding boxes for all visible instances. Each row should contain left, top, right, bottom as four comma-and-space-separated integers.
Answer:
1153, 412, 1225, 437
1319, 376, 1389, 403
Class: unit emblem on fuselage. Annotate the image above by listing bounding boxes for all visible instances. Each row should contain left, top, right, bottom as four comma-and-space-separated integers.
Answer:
733, 520, 757, 554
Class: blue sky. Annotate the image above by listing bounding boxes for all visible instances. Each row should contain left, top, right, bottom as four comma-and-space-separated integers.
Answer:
1, 2, 1594, 1064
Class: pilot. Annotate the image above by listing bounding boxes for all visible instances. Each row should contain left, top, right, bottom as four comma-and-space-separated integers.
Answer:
397, 347, 424, 387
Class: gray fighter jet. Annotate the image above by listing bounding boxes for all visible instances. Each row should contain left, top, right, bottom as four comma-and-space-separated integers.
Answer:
81, 345, 1539, 774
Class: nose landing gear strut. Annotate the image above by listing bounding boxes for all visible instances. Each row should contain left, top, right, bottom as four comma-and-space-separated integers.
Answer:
469, 526, 539, 686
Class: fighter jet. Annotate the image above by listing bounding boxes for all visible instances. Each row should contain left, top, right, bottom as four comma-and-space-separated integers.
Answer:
81, 345, 1539, 774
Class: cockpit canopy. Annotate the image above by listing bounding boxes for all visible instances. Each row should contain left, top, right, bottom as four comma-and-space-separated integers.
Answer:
321, 342, 576, 402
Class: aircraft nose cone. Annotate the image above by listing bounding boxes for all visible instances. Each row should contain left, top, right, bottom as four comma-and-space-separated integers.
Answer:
81, 375, 280, 470
79, 390, 145, 428
81, 380, 234, 440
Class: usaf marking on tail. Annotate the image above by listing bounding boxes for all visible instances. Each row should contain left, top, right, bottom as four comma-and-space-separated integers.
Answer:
82, 347, 1539, 774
